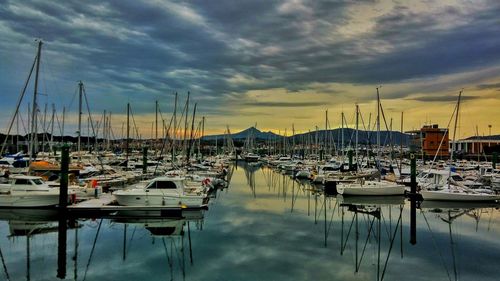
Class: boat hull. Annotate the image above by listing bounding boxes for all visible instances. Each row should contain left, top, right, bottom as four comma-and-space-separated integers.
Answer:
337, 183, 405, 196
114, 193, 207, 208
421, 190, 500, 202
0, 193, 60, 207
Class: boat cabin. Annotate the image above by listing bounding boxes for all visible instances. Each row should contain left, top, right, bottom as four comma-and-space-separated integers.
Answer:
0, 175, 51, 192
144, 177, 183, 190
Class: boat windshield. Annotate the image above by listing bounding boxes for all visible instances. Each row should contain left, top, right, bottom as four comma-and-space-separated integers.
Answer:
147, 180, 177, 189
14, 179, 30, 185
32, 179, 44, 185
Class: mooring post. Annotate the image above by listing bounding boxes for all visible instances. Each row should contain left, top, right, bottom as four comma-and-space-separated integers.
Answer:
348, 150, 353, 170
57, 211, 68, 279
142, 146, 148, 175
57, 144, 69, 278
410, 149, 416, 195
59, 144, 69, 208
409, 147, 417, 245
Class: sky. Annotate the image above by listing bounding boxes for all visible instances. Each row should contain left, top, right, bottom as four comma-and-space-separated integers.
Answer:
0, 0, 499, 139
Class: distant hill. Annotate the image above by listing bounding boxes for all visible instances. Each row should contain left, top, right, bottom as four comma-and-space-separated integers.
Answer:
202, 127, 280, 141
203, 127, 411, 146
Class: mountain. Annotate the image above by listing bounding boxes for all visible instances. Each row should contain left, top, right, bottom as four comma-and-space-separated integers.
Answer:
202, 126, 281, 141
290, 128, 410, 146
203, 127, 411, 145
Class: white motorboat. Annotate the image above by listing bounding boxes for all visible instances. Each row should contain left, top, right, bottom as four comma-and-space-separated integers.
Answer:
0, 175, 71, 207
113, 176, 208, 208
244, 153, 260, 162
337, 180, 406, 196
294, 166, 312, 179
421, 185, 500, 202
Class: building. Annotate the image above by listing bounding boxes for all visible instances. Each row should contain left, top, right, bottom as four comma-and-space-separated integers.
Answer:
450, 135, 500, 156
407, 124, 449, 158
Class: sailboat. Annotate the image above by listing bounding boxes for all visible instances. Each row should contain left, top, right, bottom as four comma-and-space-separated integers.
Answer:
421, 91, 500, 202
337, 90, 405, 196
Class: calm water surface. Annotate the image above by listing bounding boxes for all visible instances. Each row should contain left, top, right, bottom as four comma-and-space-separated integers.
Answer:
1, 163, 499, 281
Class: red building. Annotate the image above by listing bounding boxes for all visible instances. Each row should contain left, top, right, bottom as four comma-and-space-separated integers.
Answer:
407, 124, 449, 158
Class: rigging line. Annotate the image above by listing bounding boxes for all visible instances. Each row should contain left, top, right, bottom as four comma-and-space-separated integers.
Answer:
421, 210, 453, 281
426, 101, 458, 174
126, 226, 138, 255
161, 238, 174, 281
380, 208, 403, 281
128, 105, 141, 139
447, 212, 459, 281
171, 236, 185, 273
19, 112, 29, 136
68, 86, 78, 112
83, 219, 103, 281
82, 86, 97, 138
341, 214, 357, 253
43, 51, 64, 102
379, 102, 395, 161
0, 55, 36, 156
0, 244, 11, 281
380, 210, 392, 238
357, 215, 377, 272
326, 200, 338, 237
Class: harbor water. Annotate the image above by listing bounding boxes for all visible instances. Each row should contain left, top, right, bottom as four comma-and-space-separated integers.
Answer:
1, 162, 499, 280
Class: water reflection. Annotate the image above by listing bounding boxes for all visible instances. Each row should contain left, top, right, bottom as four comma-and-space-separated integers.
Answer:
0, 163, 499, 280
338, 197, 404, 281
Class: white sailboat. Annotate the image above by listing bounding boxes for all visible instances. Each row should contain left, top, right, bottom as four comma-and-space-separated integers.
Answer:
337, 180, 406, 196
337, 89, 406, 196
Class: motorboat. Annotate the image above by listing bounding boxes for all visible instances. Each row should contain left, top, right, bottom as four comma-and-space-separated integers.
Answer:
113, 176, 208, 208
420, 185, 500, 202
244, 153, 260, 162
0, 175, 72, 207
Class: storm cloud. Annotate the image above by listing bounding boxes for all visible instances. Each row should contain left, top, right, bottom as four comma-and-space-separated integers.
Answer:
0, 0, 499, 134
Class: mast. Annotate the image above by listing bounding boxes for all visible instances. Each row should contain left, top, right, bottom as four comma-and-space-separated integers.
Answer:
50, 104, 55, 152
292, 124, 295, 158
173, 92, 178, 164
448, 90, 462, 188
341, 111, 345, 158
184, 92, 190, 155
155, 100, 158, 153
355, 104, 359, 170
201, 116, 205, 159
29, 39, 42, 163
399, 111, 404, 174
126, 103, 130, 163
62, 106, 65, 143
77, 81, 83, 161
325, 109, 328, 156
186, 103, 197, 162
41, 103, 47, 153
376, 87, 381, 168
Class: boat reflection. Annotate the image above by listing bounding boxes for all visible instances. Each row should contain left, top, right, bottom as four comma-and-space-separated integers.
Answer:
337, 196, 405, 281
418, 201, 498, 281
0, 208, 206, 281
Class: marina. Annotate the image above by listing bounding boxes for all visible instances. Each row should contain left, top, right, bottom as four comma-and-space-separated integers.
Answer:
1, 163, 500, 280
1, 1, 500, 280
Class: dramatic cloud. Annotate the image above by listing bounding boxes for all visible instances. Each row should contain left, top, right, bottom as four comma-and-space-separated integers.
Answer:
407, 95, 480, 102
0, 0, 499, 137
242, 101, 327, 107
